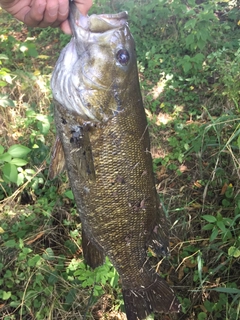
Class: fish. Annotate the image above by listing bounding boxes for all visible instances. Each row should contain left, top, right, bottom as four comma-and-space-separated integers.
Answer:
50, 1, 180, 319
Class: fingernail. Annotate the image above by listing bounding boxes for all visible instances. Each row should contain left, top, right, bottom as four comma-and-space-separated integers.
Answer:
59, 7, 69, 17
48, 7, 58, 17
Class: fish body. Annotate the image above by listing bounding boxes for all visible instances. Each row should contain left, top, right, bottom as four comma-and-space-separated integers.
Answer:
51, 2, 180, 319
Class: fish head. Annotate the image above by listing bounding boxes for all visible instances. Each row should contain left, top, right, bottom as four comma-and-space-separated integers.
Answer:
51, 2, 139, 122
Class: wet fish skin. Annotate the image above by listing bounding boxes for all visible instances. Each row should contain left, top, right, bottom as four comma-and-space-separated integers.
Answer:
51, 1, 180, 319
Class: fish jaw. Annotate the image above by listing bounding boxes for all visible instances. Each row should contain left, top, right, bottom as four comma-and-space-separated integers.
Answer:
51, 3, 136, 123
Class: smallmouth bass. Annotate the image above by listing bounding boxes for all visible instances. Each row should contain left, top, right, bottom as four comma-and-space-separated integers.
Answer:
50, 1, 180, 319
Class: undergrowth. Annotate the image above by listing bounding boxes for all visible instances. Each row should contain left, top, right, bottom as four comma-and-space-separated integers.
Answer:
0, 1, 240, 319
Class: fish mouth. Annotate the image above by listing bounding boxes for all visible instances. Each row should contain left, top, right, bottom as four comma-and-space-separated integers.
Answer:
70, 2, 128, 33
51, 2, 131, 122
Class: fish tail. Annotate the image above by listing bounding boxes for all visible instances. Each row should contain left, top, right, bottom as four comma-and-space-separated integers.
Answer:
122, 273, 180, 320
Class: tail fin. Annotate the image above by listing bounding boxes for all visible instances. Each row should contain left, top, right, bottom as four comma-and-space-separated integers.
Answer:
122, 273, 180, 320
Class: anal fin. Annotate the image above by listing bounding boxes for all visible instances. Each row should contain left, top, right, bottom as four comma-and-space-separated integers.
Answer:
82, 228, 105, 268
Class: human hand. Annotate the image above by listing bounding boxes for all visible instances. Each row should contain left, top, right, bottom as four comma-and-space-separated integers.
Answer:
0, 0, 93, 34
62, 1, 93, 34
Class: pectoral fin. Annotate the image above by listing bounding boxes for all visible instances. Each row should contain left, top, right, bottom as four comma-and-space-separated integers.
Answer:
49, 136, 65, 180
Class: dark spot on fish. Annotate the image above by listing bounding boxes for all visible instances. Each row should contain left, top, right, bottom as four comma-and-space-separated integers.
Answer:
70, 125, 83, 143
83, 121, 97, 133
115, 175, 125, 184
128, 200, 143, 211
116, 49, 130, 66
125, 234, 132, 245
61, 117, 67, 124
153, 225, 159, 234
86, 167, 92, 175
140, 199, 146, 210
149, 240, 169, 257
112, 89, 122, 115
141, 170, 147, 177
131, 199, 146, 211
98, 105, 104, 114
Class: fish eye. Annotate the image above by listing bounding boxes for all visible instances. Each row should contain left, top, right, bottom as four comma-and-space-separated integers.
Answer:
116, 49, 130, 66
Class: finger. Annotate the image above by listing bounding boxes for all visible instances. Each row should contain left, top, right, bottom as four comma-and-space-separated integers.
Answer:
40, 0, 59, 26
58, 0, 69, 19
38, 0, 69, 28
23, 0, 47, 27
60, 20, 72, 35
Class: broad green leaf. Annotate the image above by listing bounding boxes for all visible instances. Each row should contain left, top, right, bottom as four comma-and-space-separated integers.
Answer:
202, 215, 216, 223
9, 301, 20, 308
17, 172, 25, 186
2, 163, 18, 183
0, 73, 12, 84
202, 223, 214, 230
228, 246, 240, 258
216, 220, 226, 233
183, 61, 192, 74
25, 168, 35, 175
22, 247, 32, 254
193, 53, 205, 63
0, 54, 8, 60
64, 190, 74, 200
24, 290, 38, 300
2, 291, 11, 300
0, 152, 11, 163
36, 114, 51, 134
10, 158, 28, 166
8, 145, 31, 158
48, 271, 58, 285
37, 121, 50, 135
27, 44, 38, 58
42, 247, 55, 261
196, 39, 206, 51
186, 34, 195, 48
0, 145, 4, 154
4, 239, 17, 248
0, 94, 15, 107
0, 80, 7, 87
212, 287, 240, 294
184, 19, 196, 30
198, 312, 207, 320
35, 114, 49, 122
210, 227, 218, 242
65, 289, 76, 305
28, 255, 42, 267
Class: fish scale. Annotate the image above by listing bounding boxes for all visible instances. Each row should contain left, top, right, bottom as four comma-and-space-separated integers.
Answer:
51, 1, 180, 318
